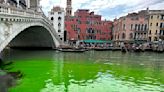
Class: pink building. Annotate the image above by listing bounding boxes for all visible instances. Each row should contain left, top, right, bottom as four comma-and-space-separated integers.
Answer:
65, 9, 113, 42
113, 10, 148, 46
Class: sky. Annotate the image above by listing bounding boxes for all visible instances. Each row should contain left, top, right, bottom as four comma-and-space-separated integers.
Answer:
40, 0, 164, 21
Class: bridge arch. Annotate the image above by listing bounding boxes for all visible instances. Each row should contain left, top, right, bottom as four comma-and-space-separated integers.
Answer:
9, 26, 56, 49
0, 22, 61, 52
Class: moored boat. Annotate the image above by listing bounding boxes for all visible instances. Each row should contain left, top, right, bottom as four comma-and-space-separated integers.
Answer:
58, 48, 86, 52
94, 47, 112, 51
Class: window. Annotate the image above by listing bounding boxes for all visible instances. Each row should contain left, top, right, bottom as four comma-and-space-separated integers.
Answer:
141, 24, 144, 31
156, 23, 158, 26
78, 16, 81, 18
144, 24, 147, 31
159, 30, 164, 35
149, 37, 152, 41
161, 15, 164, 20
77, 28, 81, 33
155, 30, 158, 35
77, 35, 80, 39
129, 33, 133, 39
151, 16, 153, 19
150, 23, 152, 26
154, 37, 157, 41
138, 24, 140, 31
135, 24, 138, 31
123, 24, 126, 30
160, 30, 162, 35
51, 17, 54, 21
122, 33, 126, 39
157, 16, 159, 19
71, 25, 73, 29
131, 24, 133, 30
149, 30, 151, 35
51, 12, 54, 15
58, 30, 61, 33
58, 23, 61, 27
86, 21, 89, 24
1, 18, 3, 21
160, 23, 163, 28
58, 12, 61, 14
78, 20, 81, 24
58, 17, 61, 21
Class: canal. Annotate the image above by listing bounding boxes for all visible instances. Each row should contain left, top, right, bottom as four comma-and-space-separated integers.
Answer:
2, 49, 164, 92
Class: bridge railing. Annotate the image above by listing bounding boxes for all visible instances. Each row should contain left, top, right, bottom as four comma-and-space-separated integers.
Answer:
0, 4, 42, 18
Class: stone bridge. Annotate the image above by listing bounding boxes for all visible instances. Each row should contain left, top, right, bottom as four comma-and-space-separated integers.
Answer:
0, 4, 63, 52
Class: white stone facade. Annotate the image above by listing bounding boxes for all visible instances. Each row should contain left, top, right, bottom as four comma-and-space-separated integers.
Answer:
48, 7, 65, 42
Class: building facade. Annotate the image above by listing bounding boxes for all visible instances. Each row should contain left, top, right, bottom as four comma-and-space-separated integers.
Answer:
113, 10, 149, 46
148, 10, 164, 41
48, 6, 65, 42
65, 9, 113, 43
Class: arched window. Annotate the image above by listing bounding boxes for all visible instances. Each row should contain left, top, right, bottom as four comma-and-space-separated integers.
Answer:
149, 37, 152, 41
129, 33, 133, 39
51, 17, 54, 21
122, 33, 126, 39
58, 17, 61, 21
58, 30, 61, 33
141, 24, 144, 31
156, 23, 158, 26
149, 30, 151, 35
58, 23, 61, 27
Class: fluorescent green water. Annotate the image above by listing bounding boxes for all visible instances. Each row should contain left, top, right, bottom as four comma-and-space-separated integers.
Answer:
4, 50, 164, 92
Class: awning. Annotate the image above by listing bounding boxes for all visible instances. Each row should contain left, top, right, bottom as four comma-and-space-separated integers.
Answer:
80, 40, 112, 43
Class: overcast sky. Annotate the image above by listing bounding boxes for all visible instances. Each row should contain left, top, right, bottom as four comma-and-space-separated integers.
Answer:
40, 0, 164, 21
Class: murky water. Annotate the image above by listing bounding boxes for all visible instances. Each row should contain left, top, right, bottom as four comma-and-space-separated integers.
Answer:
3, 49, 164, 92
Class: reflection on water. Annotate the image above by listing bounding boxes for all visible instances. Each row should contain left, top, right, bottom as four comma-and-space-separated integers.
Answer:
4, 49, 164, 92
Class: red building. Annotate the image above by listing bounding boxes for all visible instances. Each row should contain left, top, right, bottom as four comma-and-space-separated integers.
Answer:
65, 9, 113, 43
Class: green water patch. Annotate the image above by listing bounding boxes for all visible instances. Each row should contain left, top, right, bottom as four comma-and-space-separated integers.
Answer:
3, 50, 164, 92
8, 59, 55, 92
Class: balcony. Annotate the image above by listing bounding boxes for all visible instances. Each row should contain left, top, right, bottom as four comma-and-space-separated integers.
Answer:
160, 28, 164, 30
159, 30, 164, 39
